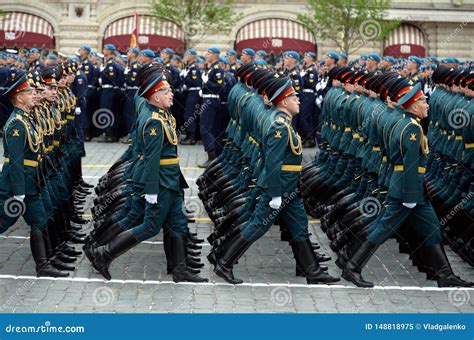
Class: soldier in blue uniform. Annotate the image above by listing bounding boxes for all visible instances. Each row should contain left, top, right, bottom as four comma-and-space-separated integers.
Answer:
406, 55, 423, 84
97, 44, 124, 142
70, 58, 88, 156
180, 49, 202, 145
240, 48, 255, 66
199, 47, 226, 168
27, 48, 44, 71
226, 50, 238, 74
123, 47, 142, 139
0, 54, 13, 129
299, 51, 318, 147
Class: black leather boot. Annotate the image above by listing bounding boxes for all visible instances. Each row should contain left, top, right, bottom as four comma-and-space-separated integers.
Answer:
170, 236, 208, 283
89, 230, 140, 280
214, 234, 252, 284
292, 239, 340, 284
425, 244, 473, 287
30, 231, 69, 278
342, 240, 378, 288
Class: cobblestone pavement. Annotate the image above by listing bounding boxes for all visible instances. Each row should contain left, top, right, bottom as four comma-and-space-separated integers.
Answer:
0, 142, 472, 313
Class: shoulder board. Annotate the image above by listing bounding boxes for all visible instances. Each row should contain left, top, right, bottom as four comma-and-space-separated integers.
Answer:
291, 71, 297, 76
151, 112, 161, 120
214, 64, 219, 69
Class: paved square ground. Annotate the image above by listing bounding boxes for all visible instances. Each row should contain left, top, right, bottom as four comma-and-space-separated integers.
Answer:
0, 142, 472, 313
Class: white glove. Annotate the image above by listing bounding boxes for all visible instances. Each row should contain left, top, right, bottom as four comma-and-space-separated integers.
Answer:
316, 83, 322, 91
269, 196, 282, 210
316, 96, 323, 107
300, 71, 306, 77
198, 89, 203, 97
13, 195, 25, 202
201, 73, 209, 84
145, 194, 158, 204
182, 84, 187, 91
75, 107, 81, 115
402, 202, 416, 209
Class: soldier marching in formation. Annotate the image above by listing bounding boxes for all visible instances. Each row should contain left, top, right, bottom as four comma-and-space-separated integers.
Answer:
0, 45, 472, 288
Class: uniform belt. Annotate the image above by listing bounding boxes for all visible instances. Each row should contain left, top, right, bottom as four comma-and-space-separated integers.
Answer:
202, 94, 219, 99
393, 165, 426, 174
66, 115, 75, 120
344, 127, 351, 132
465, 143, 474, 149
125, 86, 139, 90
4, 158, 38, 167
138, 156, 179, 165
302, 89, 315, 93
455, 135, 463, 141
372, 146, 381, 151
281, 165, 302, 172
187, 87, 201, 91
101, 85, 114, 89
87, 85, 96, 89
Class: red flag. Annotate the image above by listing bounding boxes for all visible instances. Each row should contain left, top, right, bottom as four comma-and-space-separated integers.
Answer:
130, 12, 139, 48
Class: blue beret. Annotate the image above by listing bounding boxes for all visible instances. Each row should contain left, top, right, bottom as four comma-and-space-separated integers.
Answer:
383, 56, 396, 63
242, 48, 255, 57
428, 56, 439, 64
47, 54, 57, 60
196, 57, 204, 63
208, 47, 220, 54
429, 64, 437, 70
185, 49, 197, 55
114, 50, 121, 57
142, 49, 155, 58
70, 57, 80, 62
256, 50, 268, 57
0, 54, 6, 60
29, 48, 39, 53
104, 44, 116, 51
368, 54, 381, 62
226, 49, 237, 56
154, 57, 164, 63
339, 53, 348, 59
285, 51, 300, 60
254, 59, 266, 65
237, 59, 242, 64
129, 47, 141, 55
327, 51, 340, 60
80, 45, 91, 52
219, 56, 229, 64
408, 56, 423, 65
163, 48, 174, 54
305, 51, 316, 58
90, 52, 97, 57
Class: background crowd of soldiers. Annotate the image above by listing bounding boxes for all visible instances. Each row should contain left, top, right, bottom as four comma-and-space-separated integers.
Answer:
0, 44, 472, 286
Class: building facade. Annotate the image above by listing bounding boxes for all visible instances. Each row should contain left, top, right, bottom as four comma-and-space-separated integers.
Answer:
0, 0, 473, 59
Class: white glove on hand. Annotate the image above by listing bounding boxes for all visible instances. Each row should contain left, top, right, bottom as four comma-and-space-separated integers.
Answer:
300, 70, 306, 77
402, 202, 417, 209
316, 83, 322, 91
145, 194, 158, 204
201, 73, 209, 84
13, 195, 25, 202
182, 84, 188, 91
316, 96, 323, 107
75, 107, 81, 115
269, 196, 282, 210
198, 89, 203, 97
